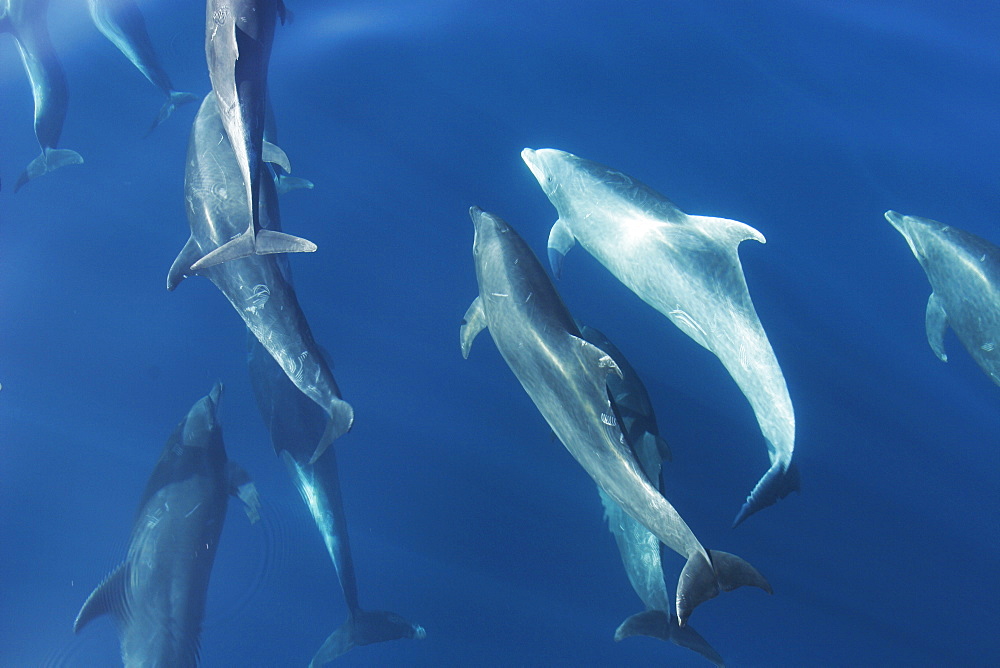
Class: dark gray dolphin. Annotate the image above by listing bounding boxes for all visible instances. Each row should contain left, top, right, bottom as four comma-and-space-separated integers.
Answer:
461, 207, 770, 626
886, 211, 1000, 387
522, 148, 799, 528
248, 336, 425, 666
87, 0, 197, 134
193, 0, 315, 270
583, 327, 723, 667
73, 384, 261, 667
1, 0, 83, 192
168, 92, 353, 464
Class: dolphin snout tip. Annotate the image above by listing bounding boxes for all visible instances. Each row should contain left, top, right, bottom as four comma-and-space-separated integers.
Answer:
884, 210, 905, 228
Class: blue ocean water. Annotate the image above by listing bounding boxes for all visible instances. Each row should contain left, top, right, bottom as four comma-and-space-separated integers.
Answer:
1, 1, 998, 665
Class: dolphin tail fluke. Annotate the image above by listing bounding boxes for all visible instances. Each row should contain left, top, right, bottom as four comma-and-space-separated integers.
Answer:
614, 609, 725, 667
308, 398, 355, 465
146, 91, 199, 136
309, 610, 426, 667
14, 148, 83, 192
676, 550, 771, 627
190, 227, 256, 270
275, 173, 315, 194
255, 228, 318, 256
74, 562, 127, 633
732, 460, 800, 528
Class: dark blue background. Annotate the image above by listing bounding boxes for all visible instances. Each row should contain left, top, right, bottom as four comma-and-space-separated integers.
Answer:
2, 1, 998, 666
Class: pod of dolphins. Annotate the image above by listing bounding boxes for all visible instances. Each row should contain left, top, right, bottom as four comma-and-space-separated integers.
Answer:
3, 1, 998, 666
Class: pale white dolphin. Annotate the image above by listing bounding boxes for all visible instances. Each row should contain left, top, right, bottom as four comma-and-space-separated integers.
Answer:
885, 210, 1000, 387
521, 148, 799, 527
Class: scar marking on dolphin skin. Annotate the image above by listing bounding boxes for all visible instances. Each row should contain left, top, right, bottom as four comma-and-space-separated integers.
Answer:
601, 412, 618, 427
982, 341, 996, 352
491, 292, 509, 298
245, 284, 270, 314
184, 503, 203, 518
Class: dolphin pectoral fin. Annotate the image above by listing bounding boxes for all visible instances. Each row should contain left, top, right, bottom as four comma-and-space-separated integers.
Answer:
547, 218, 576, 278
460, 297, 486, 359
642, 431, 673, 463
308, 398, 355, 465
309, 610, 426, 667
925, 292, 949, 362
14, 148, 84, 192
146, 90, 199, 136
74, 562, 127, 633
255, 228, 318, 255
167, 237, 202, 290
688, 215, 766, 248
191, 227, 256, 270
276, 174, 314, 194
225, 461, 261, 524
676, 549, 771, 627
732, 460, 800, 528
570, 336, 624, 380
262, 140, 292, 173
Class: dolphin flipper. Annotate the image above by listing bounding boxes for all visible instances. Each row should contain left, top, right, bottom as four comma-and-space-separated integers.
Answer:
614, 610, 724, 668
308, 398, 355, 465
225, 460, 261, 523
460, 297, 486, 359
167, 236, 201, 290
309, 610, 426, 667
925, 292, 949, 362
73, 562, 127, 633
676, 550, 772, 627
275, 174, 314, 194
146, 90, 199, 136
14, 148, 83, 192
262, 140, 291, 173
547, 218, 576, 278
732, 460, 800, 528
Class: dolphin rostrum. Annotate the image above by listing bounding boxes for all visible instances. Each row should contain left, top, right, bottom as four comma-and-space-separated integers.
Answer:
87, 0, 198, 134
73, 384, 261, 667
249, 335, 425, 666
461, 207, 771, 626
886, 210, 1000, 387
194, 0, 316, 270
582, 326, 723, 666
521, 148, 799, 527
1, 0, 83, 192
168, 92, 353, 464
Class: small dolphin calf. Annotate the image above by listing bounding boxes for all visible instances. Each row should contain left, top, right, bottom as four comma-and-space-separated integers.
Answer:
169, 92, 353, 464
87, 0, 197, 133
886, 210, 1000, 387
582, 327, 723, 666
522, 148, 799, 527
194, 0, 315, 269
248, 335, 425, 666
1, 0, 83, 191
461, 207, 770, 626
74, 384, 261, 667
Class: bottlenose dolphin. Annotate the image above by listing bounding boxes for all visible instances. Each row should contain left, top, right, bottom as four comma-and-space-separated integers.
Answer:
87, 0, 197, 134
886, 210, 1000, 387
521, 148, 799, 527
194, 0, 315, 269
248, 335, 425, 666
168, 93, 353, 464
461, 207, 770, 626
582, 327, 723, 666
1, 0, 83, 191
73, 384, 261, 667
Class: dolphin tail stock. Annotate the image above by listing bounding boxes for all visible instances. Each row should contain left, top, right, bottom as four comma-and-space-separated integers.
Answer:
309, 609, 426, 667
14, 147, 83, 192
307, 398, 355, 465
145, 90, 199, 137
614, 609, 725, 668
676, 550, 772, 628
732, 460, 801, 528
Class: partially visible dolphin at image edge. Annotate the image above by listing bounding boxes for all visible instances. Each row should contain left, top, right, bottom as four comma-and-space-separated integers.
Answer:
521, 147, 800, 527
73, 384, 261, 666
461, 206, 771, 626
885, 210, 1000, 387
87, 0, 198, 134
1, 0, 83, 192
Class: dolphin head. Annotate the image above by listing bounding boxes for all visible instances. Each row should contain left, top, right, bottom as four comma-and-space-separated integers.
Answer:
469, 206, 510, 257
885, 210, 946, 263
181, 383, 224, 448
521, 148, 576, 197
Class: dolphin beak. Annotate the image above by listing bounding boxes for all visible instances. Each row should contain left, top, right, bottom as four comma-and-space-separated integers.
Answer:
208, 382, 224, 409
521, 148, 545, 184
884, 210, 905, 232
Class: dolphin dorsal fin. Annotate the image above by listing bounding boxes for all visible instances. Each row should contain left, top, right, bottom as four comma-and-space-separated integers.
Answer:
688, 215, 766, 248
74, 562, 127, 633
